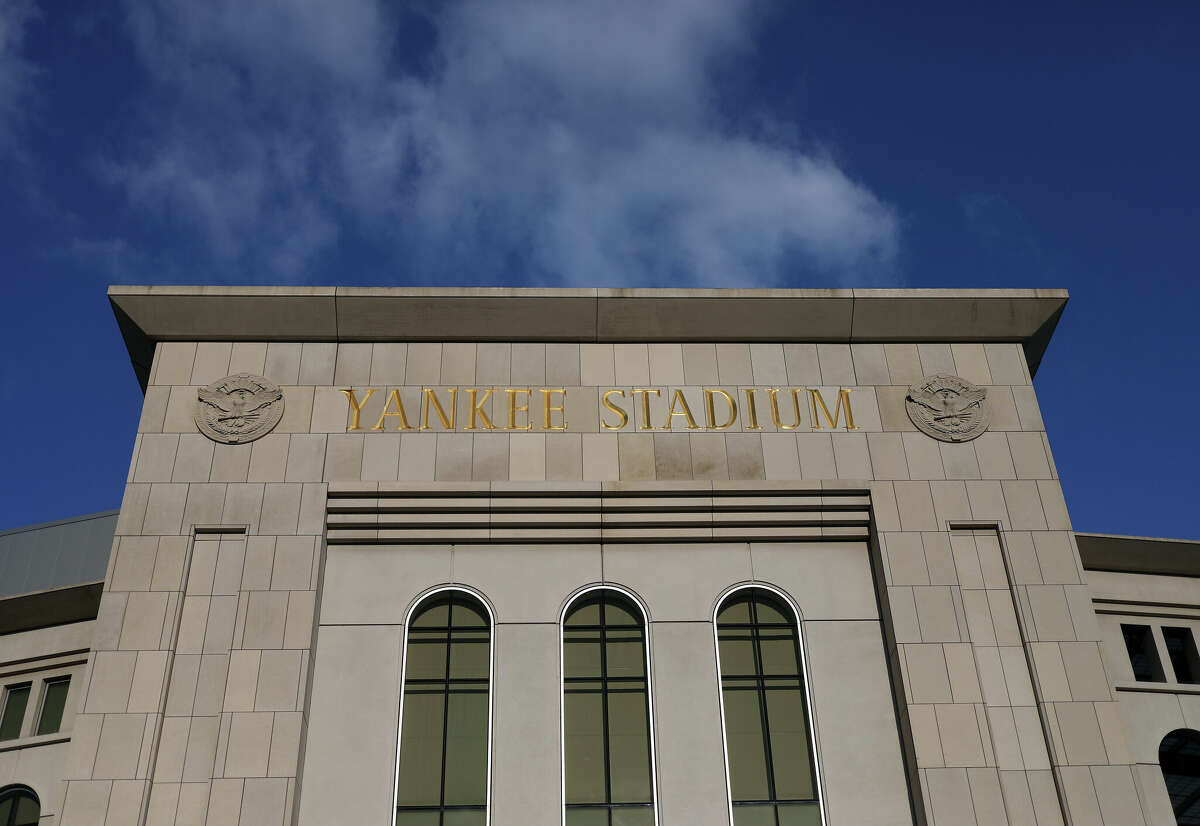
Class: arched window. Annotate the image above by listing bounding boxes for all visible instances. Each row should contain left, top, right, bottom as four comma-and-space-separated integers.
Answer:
0, 786, 39, 826
1160, 729, 1200, 825
715, 588, 823, 826
562, 588, 657, 825
395, 591, 493, 826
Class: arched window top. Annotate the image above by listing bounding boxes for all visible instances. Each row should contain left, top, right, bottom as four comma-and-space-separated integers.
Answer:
0, 786, 40, 826
564, 588, 645, 628
1160, 729, 1200, 825
395, 589, 493, 826
715, 587, 824, 826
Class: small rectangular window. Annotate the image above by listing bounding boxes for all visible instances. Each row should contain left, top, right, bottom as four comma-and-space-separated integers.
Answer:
1122, 624, 1164, 682
1162, 627, 1200, 685
0, 683, 31, 740
36, 677, 71, 735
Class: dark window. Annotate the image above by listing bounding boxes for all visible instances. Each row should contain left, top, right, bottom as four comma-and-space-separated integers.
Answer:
1160, 729, 1200, 825
717, 590, 821, 826
1122, 624, 1165, 682
395, 592, 491, 826
36, 678, 70, 736
1164, 628, 1200, 685
0, 685, 30, 741
563, 590, 655, 826
0, 786, 40, 826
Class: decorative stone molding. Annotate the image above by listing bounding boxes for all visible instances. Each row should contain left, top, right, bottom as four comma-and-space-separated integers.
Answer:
905, 374, 990, 442
195, 373, 285, 444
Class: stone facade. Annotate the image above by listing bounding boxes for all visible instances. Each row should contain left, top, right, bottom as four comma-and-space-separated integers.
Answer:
2, 287, 1192, 825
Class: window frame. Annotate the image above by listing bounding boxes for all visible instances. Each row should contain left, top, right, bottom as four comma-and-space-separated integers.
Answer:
391, 585, 496, 826
712, 583, 827, 826
559, 584, 661, 826
34, 676, 71, 737
0, 683, 32, 742
0, 784, 41, 826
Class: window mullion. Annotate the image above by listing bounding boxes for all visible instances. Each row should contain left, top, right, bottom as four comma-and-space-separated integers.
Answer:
438, 603, 454, 822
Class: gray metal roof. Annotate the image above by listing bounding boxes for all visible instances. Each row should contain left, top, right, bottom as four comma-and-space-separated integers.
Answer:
0, 511, 116, 598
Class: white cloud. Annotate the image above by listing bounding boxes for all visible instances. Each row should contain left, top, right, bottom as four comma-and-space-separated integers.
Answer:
0, 0, 37, 146
110, 0, 898, 283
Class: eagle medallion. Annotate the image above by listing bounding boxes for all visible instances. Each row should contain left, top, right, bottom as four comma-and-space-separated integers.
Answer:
195, 373, 285, 444
905, 374, 990, 442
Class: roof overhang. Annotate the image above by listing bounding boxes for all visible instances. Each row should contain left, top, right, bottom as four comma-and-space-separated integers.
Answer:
1076, 532, 1200, 578
109, 286, 1069, 390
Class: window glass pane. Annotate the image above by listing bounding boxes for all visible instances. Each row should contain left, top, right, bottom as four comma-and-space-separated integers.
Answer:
397, 593, 493, 822
754, 598, 790, 626
565, 808, 609, 826
442, 809, 486, 826
0, 685, 31, 740
1163, 627, 1200, 685
776, 801, 823, 826
723, 687, 770, 802
564, 692, 607, 804
1121, 624, 1163, 682
718, 598, 752, 624
412, 601, 449, 628
396, 692, 446, 806
758, 630, 799, 676
394, 811, 439, 826
442, 692, 489, 806
608, 691, 652, 803
611, 806, 656, 826
37, 679, 70, 736
732, 804, 777, 826
566, 600, 600, 627
405, 633, 448, 681
606, 629, 645, 679
13, 794, 40, 826
451, 600, 488, 629
719, 589, 821, 817
448, 633, 490, 680
0, 797, 10, 822
604, 600, 640, 627
1160, 730, 1200, 825
564, 631, 602, 678
766, 689, 815, 800
564, 592, 655, 814
718, 632, 757, 677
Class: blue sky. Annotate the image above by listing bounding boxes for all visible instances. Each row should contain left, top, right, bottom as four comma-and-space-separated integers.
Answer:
0, 1, 1197, 538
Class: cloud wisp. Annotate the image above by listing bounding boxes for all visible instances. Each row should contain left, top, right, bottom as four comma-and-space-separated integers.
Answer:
0, 0, 37, 149
107, 0, 899, 285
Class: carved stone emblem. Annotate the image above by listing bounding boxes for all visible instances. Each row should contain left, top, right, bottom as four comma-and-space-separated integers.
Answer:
905, 374, 990, 442
195, 374, 285, 444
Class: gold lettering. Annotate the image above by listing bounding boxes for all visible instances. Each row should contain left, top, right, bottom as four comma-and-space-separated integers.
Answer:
371, 388, 412, 431
601, 389, 629, 430
341, 388, 377, 431
743, 388, 762, 430
420, 388, 457, 430
464, 388, 496, 430
630, 388, 661, 430
665, 389, 700, 430
541, 388, 568, 430
808, 388, 857, 430
703, 388, 738, 429
506, 388, 533, 430
767, 388, 803, 430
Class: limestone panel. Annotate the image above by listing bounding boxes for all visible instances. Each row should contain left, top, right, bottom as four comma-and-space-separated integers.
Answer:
806, 620, 914, 825
650, 622, 731, 826
298, 624, 402, 826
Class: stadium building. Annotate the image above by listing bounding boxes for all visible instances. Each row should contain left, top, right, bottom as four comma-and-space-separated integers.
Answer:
0, 286, 1197, 826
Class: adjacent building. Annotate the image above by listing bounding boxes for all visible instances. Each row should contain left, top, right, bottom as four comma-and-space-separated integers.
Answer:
0, 286, 1197, 825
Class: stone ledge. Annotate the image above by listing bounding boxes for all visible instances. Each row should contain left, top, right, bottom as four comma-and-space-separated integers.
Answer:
109, 286, 1069, 389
